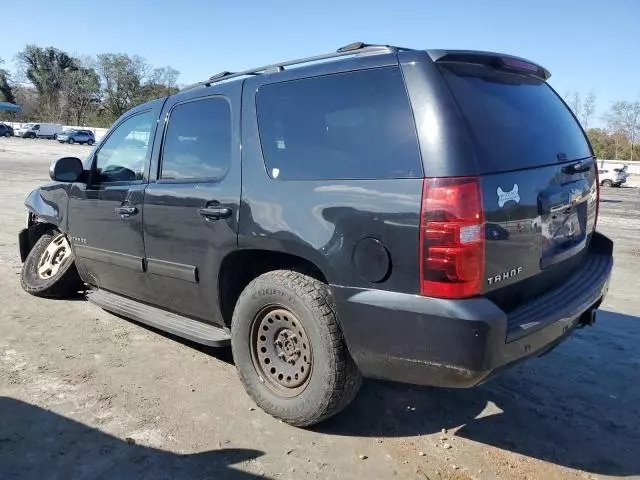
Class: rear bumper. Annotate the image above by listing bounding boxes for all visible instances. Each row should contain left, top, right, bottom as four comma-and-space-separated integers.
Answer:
332, 232, 613, 388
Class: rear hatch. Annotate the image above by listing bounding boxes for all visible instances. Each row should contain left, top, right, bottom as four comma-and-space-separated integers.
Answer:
438, 58, 598, 312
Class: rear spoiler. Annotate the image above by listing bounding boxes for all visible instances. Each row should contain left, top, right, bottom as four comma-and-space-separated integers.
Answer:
427, 49, 551, 81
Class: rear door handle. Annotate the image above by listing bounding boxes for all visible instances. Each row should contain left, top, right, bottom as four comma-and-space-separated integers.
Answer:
115, 206, 138, 218
562, 161, 592, 174
198, 206, 232, 221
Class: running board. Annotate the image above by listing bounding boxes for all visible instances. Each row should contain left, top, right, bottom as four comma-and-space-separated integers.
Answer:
86, 289, 231, 347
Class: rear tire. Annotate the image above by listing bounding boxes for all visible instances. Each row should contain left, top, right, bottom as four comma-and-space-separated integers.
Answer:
20, 232, 81, 298
231, 270, 362, 427
601, 179, 613, 187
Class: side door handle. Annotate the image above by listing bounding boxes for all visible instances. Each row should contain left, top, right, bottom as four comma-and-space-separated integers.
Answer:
115, 206, 138, 218
198, 206, 232, 221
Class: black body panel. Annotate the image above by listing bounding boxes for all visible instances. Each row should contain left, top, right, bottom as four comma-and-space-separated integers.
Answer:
239, 57, 423, 294
142, 82, 242, 325
333, 232, 612, 387
68, 183, 149, 299
24, 183, 70, 229
67, 99, 165, 300
481, 159, 598, 309
398, 50, 479, 178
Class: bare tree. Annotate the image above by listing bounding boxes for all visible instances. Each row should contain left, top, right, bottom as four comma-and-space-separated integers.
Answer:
96, 54, 150, 119
566, 91, 582, 119
581, 91, 596, 130
604, 101, 640, 161
151, 66, 180, 96
61, 66, 101, 125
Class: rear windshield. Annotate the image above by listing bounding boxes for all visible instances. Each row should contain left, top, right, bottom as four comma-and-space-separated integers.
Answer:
439, 63, 591, 172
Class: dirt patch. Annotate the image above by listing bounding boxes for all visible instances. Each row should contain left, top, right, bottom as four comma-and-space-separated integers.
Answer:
1, 138, 639, 479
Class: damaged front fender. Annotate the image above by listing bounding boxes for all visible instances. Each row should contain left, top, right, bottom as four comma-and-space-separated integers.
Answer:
20, 184, 70, 261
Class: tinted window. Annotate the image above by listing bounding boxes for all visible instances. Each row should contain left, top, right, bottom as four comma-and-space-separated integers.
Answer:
440, 63, 591, 172
161, 97, 231, 180
256, 67, 422, 180
96, 111, 154, 183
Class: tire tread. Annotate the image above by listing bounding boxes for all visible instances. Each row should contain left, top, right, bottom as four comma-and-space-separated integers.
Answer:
232, 269, 361, 426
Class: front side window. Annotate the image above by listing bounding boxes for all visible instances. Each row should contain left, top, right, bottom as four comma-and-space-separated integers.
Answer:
160, 97, 231, 181
256, 67, 422, 180
95, 111, 154, 183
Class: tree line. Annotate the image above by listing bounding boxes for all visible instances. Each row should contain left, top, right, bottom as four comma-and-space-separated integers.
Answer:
0, 45, 180, 127
565, 90, 640, 161
1, 46, 639, 160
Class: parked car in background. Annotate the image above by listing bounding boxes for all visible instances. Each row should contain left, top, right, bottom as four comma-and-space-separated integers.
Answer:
16, 123, 63, 139
0, 123, 14, 137
57, 129, 95, 145
598, 164, 628, 187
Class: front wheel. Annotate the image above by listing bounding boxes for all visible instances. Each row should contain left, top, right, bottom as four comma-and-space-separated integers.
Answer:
3, 132, 10, 138
601, 179, 613, 187
20, 232, 81, 298
231, 270, 362, 427
68, 138, 75, 145
87, 139, 94, 146
53, 134, 58, 140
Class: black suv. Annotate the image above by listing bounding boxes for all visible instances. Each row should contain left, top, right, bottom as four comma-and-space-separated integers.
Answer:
0, 122, 13, 137
18, 43, 613, 426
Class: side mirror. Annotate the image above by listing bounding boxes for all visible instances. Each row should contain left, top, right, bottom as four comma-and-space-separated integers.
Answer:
50, 157, 84, 182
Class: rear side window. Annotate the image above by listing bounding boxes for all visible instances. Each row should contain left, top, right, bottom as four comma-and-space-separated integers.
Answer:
161, 97, 231, 181
440, 63, 591, 171
256, 67, 422, 180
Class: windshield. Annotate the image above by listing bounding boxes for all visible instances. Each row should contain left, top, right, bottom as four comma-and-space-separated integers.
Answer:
439, 63, 592, 172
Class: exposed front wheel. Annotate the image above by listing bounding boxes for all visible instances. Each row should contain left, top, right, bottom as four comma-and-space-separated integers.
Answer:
20, 232, 81, 298
601, 179, 613, 187
231, 270, 362, 427
68, 138, 74, 144
3, 132, 9, 138
87, 139, 94, 146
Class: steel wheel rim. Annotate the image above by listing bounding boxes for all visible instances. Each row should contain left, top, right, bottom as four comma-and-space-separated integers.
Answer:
37, 234, 71, 279
250, 306, 313, 397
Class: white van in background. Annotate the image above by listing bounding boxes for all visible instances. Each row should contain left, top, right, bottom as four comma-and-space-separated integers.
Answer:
16, 123, 63, 139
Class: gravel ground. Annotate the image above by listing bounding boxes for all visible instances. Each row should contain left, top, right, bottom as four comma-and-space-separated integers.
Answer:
1, 137, 639, 480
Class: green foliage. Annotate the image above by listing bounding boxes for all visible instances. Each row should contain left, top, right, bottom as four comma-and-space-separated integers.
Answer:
587, 128, 637, 161
17, 45, 78, 96
5, 45, 180, 125
0, 57, 15, 104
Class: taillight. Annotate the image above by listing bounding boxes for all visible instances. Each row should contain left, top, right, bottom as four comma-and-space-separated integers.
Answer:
594, 168, 600, 231
419, 177, 485, 299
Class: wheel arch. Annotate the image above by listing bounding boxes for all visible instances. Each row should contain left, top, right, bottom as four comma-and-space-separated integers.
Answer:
218, 249, 329, 328
19, 215, 62, 262
21, 186, 70, 261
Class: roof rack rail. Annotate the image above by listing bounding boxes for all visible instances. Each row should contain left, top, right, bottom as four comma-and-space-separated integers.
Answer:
181, 42, 410, 91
